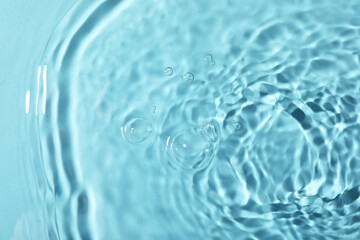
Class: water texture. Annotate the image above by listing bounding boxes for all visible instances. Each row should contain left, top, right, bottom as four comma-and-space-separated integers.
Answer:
28, 0, 360, 239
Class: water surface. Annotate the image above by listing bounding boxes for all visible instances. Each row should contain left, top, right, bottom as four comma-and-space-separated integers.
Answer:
24, 0, 360, 239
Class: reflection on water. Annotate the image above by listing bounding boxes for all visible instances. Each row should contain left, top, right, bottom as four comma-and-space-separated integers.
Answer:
25, 0, 360, 239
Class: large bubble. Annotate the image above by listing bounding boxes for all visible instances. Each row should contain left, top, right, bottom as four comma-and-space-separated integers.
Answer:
167, 122, 219, 170
122, 118, 153, 143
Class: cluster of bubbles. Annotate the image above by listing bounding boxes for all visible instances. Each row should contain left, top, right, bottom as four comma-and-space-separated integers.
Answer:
122, 118, 219, 171
163, 54, 215, 84
122, 121, 219, 173
122, 54, 219, 171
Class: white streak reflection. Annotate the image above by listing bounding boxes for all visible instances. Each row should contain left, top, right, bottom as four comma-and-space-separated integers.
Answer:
42, 65, 47, 115
25, 90, 30, 114
36, 66, 41, 116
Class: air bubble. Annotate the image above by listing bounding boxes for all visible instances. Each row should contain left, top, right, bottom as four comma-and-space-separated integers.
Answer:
232, 120, 241, 129
164, 67, 173, 76
122, 118, 153, 143
203, 54, 213, 63
183, 72, 194, 83
168, 126, 216, 170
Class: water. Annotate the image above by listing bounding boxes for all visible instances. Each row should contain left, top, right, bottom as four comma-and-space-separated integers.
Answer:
21, 0, 360, 239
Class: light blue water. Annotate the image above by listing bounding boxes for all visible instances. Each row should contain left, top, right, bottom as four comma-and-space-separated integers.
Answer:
19, 0, 360, 239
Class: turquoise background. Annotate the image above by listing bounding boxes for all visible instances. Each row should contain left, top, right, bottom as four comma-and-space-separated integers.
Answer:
0, 1, 75, 238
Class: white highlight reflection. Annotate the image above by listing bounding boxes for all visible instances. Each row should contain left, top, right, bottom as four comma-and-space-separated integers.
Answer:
42, 65, 47, 115
36, 66, 41, 116
25, 90, 30, 114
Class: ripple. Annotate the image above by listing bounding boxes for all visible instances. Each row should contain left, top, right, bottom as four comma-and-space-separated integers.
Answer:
33, 0, 360, 239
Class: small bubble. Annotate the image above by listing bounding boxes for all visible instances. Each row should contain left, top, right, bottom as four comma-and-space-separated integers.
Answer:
210, 60, 215, 65
203, 54, 213, 63
164, 67, 173, 76
232, 120, 241, 129
152, 106, 156, 113
122, 118, 153, 143
183, 72, 194, 83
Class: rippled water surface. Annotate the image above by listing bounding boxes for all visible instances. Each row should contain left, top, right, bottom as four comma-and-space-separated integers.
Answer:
29, 0, 360, 239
